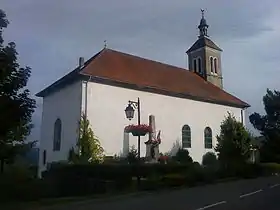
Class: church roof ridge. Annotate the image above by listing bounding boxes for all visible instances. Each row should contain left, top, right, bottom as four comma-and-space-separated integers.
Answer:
36, 48, 249, 108
103, 48, 188, 72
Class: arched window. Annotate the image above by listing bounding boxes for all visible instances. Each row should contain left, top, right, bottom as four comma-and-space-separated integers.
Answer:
198, 57, 202, 73
182, 125, 191, 148
43, 150, 47, 165
214, 58, 218, 74
53, 118, 62, 151
210, 57, 214, 73
193, 59, 197, 72
204, 127, 212, 149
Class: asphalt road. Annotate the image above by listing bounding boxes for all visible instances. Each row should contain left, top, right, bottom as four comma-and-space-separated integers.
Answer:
39, 176, 280, 210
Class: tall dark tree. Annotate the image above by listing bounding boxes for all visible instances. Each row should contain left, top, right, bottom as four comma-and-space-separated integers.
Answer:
249, 89, 280, 163
0, 10, 36, 173
215, 113, 252, 169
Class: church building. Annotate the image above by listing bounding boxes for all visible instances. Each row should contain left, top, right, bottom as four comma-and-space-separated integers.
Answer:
36, 12, 249, 174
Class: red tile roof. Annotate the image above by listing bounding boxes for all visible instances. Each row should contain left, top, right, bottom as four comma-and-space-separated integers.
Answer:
36, 48, 249, 108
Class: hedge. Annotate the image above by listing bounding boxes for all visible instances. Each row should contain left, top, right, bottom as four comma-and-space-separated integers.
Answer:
259, 163, 280, 175
2, 162, 280, 202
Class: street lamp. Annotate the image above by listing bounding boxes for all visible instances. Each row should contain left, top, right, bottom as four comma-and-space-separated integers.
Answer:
124, 97, 141, 159
124, 97, 141, 187
124, 103, 135, 120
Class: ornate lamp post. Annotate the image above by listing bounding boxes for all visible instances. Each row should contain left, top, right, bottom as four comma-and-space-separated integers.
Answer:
125, 97, 141, 160
125, 97, 141, 186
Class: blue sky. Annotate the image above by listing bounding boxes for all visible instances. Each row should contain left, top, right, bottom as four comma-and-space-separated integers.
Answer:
1, 0, 280, 142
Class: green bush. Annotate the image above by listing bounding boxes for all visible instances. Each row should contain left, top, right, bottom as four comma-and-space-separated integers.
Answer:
161, 173, 186, 187
44, 163, 193, 195
184, 162, 204, 186
140, 172, 162, 191
5, 160, 273, 202
202, 152, 218, 167
126, 146, 138, 164
234, 163, 262, 179
45, 163, 133, 196
0, 166, 54, 202
259, 162, 280, 175
174, 148, 193, 164
201, 167, 217, 183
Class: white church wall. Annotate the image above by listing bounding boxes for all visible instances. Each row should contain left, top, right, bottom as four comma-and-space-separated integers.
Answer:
38, 81, 82, 174
86, 82, 245, 163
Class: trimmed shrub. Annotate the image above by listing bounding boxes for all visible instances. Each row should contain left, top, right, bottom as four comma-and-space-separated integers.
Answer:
5, 160, 273, 202
234, 163, 261, 179
183, 162, 203, 186
126, 146, 138, 164
140, 172, 162, 191
259, 162, 280, 175
45, 163, 133, 196
44, 162, 194, 196
202, 152, 218, 167
174, 148, 193, 164
0, 166, 54, 202
161, 173, 186, 187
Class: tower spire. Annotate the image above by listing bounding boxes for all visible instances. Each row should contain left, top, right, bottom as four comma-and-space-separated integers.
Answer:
201, 9, 205, 18
198, 9, 209, 38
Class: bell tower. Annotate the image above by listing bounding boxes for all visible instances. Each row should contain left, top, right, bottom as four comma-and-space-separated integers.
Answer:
186, 9, 223, 89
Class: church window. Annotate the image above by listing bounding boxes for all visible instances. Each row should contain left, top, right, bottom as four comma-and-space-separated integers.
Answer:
214, 58, 218, 74
210, 57, 214, 73
53, 118, 62, 151
198, 57, 202, 73
193, 59, 197, 72
182, 125, 191, 148
204, 127, 212, 149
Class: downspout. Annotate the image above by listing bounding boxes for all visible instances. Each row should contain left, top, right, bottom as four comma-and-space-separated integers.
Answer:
82, 76, 91, 158
78, 56, 91, 118
78, 57, 88, 156
84, 76, 91, 118
241, 108, 244, 125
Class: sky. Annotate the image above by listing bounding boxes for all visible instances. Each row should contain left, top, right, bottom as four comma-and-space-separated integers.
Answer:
1, 0, 280, 142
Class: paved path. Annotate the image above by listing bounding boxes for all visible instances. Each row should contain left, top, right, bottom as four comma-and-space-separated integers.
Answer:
38, 176, 280, 210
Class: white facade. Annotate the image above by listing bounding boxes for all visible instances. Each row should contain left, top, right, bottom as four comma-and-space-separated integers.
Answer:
85, 82, 244, 162
38, 81, 82, 174
38, 79, 245, 175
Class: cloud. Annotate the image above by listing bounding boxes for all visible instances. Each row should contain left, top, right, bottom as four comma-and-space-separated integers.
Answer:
1, 0, 280, 140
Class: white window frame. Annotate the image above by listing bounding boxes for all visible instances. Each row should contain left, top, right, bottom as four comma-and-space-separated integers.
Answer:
182, 125, 191, 148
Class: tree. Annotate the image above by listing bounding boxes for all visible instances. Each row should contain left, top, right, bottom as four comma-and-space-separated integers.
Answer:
69, 113, 104, 163
0, 10, 36, 173
249, 89, 280, 163
215, 113, 252, 168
